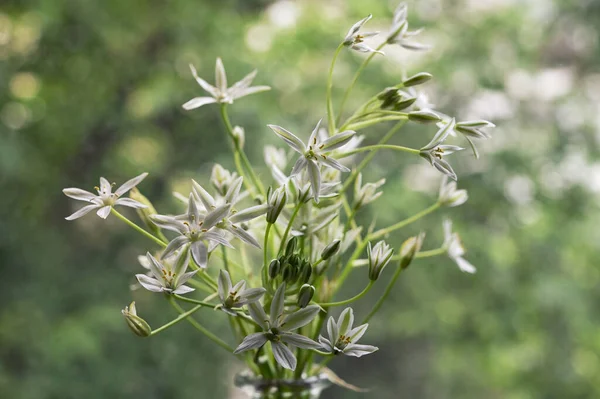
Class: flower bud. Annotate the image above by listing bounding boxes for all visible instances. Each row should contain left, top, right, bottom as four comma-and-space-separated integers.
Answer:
321, 240, 341, 261
367, 241, 394, 281
129, 188, 160, 236
438, 176, 468, 207
122, 301, 151, 337
455, 120, 494, 139
399, 232, 425, 269
299, 260, 313, 284
285, 237, 297, 257
393, 95, 417, 111
266, 186, 287, 224
408, 110, 442, 124
378, 88, 400, 109
402, 72, 433, 87
268, 259, 281, 279
232, 126, 245, 148
297, 284, 315, 308
280, 262, 293, 282
210, 164, 236, 196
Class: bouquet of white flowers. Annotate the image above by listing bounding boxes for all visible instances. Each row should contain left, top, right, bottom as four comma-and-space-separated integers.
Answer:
63, 4, 493, 398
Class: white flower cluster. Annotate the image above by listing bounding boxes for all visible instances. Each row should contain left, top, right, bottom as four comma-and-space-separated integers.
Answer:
62, 2, 492, 385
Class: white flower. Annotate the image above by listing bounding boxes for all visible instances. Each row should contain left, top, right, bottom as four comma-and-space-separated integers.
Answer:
438, 176, 468, 207
264, 145, 288, 171
233, 284, 321, 370
217, 269, 266, 316
354, 173, 385, 208
343, 14, 384, 54
182, 58, 271, 110
268, 120, 354, 202
63, 173, 148, 220
386, 3, 430, 51
367, 241, 394, 281
319, 308, 378, 357
136, 250, 198, 295
210, 164, 239, 197
419, 118, 464, 180
151, 194, 233, 268
193, 178, 268, 248
443, 219, 476, 274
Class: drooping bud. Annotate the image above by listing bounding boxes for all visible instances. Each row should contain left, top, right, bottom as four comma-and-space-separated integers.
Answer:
455, 120, 495, 139
297, 284, 315, 308
285, 237, 297, 257
122, 301, 151, 337
232, 125, 245, 148
399, 232, 425, 269
408, 110, 442, 124
367, 241, 394, 281
268, 259, 281, 279
402, 72, 433, 87
129, 188, 160, 236
321, 240, 341, 261
266, 185, 287, 224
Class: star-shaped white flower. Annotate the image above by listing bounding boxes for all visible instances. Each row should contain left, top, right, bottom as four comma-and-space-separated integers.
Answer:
63, 173, 148, 220
217, 269, 266, 316
386, 3, 430, 51
268, 120, 354, 202
419, 118, 463, 180
183, 58, 271, 110
443, 219, 476, 274
319, 307, 378, 357
136, 250, 198, 295
343, 14, 384, 54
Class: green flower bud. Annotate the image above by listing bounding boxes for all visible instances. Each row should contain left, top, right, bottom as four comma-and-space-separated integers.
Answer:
297, 284, 315, 308
122, 301, 151, 337
399, 232, 425, 270
408, 110, 442, 124
378, 88, 400, 109
233, 125, 245, 149
393, 96, 417, 111
285, 237, 297, 257
321, 239, 341, 261
280, 262, 293, 282
268, 259, 281, 279
266, 186, 287, 224
299, 260, 313, 284
129, 188, 160, 236
402, 72, 433, 87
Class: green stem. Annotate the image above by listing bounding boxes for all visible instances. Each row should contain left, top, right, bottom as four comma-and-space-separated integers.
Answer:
172, 294, 218, 308
150, 304, 203, 336
341, 115, 408, 131
262, 223, 273, 290
415, 247, 446, 258
111, 208, 166, 247
168, 297, 234, 352
336, 42, 386, 126
278, 202, 303, 255
327, 43, 345, 135
369, 202, 440, 240
219, 104, 265, 196
338, 144, 419, 160
221, 246, 231, 275
363, 261, 403, 324
319, 281, 374, 308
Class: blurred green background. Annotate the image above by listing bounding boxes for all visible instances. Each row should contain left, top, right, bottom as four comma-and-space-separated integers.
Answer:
2, 0, 600, 398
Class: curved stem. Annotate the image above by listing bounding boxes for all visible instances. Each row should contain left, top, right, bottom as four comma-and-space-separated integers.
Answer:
173, 294, 217, 308
369, 202, 440, 240
338, 144, 419, 160
111, 208, 167, 247
150, 304, 203, 336
319, 281, 374, 308
415, 247, 446, 258
327, 43, 345, 135
278, 202, 303, 255
169, 297, 234, 352
363, 261, 403, 324
336, 42, 387, 125
341, 115, 408, 132
219, 104, 265, 196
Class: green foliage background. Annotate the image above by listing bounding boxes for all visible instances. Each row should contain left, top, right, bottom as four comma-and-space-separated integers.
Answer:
1, 0, 599, 398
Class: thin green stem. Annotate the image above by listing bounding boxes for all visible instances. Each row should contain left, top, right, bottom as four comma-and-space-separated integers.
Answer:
278, 202, 303, 255
111, 208, 166, 247
363, 261, 403, 324
150, 304, 203, 336
336, 42, 386, 126
338, 144, 419, 160
262, 223, 273, 290
169, 297, 234, 352
415, 247, 446, 258
319, 281, 375, 308
173, 294, 217, 308
327, 43, 345, 135
341, 115, 408, 132
221, 246, 231, 275
369, 202, 440, 240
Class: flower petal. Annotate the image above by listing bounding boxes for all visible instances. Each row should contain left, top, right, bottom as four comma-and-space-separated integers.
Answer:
162, 236, 189, 260
189, 64, 218, 97
347, 323, 368, 344
226, 225, 260, 248
233, 332, 268, 354
176, 270, 199, 287
270, 283, 286, 327
232, 85, 271, 100
319, 155, 350, 172
281, 305, 320, 331
454, 256, 476, 274
280, 332, 322, 350
182, 97, 217, 110
306, 160, 321, 202
63, 188, 97, 201
218, 269, 233, 302
268, 125, 305, 154
308, 119, 321, 149
65, 204, 100, 220
150, 215, 187, 234
203, 203, 231, 229
224, 176, 243, 205
320, 130, 356, 151
190, 241, 208, 268
114, 198, 147, 209
337, 308, 354, 336
136, 274, 164, 293
271, 341, 297, 370
115, 173, 148, 197
290, 157, 308, 176
343, 343, 379, 357
192, 179, 216, 210
318, 335, 333, 351
146, 252, 165, 280
96, 206, 112, 219
247, 302, 268, 330
215, 57, 228, 94
327, 316, 339, 343
229, 204, 269, 224
237, 288, 266, 306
